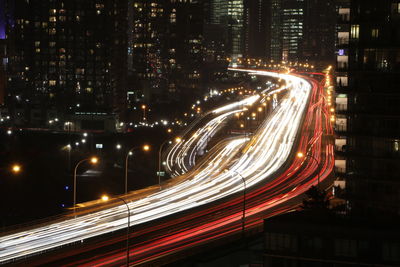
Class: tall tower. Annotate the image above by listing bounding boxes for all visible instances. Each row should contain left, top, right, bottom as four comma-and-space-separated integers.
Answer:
243, 0, 271, 59
207, 0, 244, 58
128, 0, 167, 103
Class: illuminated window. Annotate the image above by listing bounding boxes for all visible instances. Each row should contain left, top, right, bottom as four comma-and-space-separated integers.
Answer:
49, 16, 57, 22
351, 25, 359, 39
49, 80, 56, 86
371, 28, 379, 38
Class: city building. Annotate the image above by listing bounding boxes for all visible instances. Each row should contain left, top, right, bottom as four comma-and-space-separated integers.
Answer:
166, 0, 205, 96
301, 0, 336, 67
243, 0, 271, 59
269, 0, 335, 64
206, 0, 244, 59
0, 0, 11, 106
127, 0, 167, 104
270, 0, 304, 62
264, 211, 400, 266
5, 0, 127, 127
334, 0, 400, 216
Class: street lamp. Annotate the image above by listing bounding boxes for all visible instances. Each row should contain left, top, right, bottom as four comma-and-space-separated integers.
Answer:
297, 152, 320, 188
125, 145, 150, 194
73, 156, 98, 211
141, 104, 147, 121
11, 164, 21, 174
229, 170, 246, 238
102, 195, 131, 267
0, 164, 22, 174
158, 137, 181, 187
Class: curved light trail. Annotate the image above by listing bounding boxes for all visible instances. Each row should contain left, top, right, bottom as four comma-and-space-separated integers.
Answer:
0, 69, 334, 266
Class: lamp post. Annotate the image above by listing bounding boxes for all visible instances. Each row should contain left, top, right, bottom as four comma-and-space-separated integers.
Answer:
231, 170, 246, 238
102, 195, 130, 267
158, 137, 181, 187
141, 104, 146, 121
297, 152, 320, 188
125, 145, 150, 194
73, 156, 98, 211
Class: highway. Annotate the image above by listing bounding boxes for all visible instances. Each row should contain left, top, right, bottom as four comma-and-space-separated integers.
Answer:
0, 69, 334, 266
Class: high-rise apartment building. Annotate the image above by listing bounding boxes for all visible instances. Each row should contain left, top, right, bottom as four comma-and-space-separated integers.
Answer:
127, 0, 167, 103
334, 0, 400, 216
6, 0, 127, 125
0, 0, 12, 106
167, 0, 205, 94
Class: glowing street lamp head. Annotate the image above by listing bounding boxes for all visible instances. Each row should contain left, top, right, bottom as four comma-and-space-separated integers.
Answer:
297, 152, 304, 158
143, 145, 150, 151
175, 137, 182, 143
101, 195, 109, 201
11, 164, 21, 173
90, 157, 99, 164
141, 104, 146, 110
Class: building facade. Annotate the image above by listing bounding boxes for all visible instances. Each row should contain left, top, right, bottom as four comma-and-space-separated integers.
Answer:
207, 0, 244, 58
243, 0, 271, 59
5, 0, 127, 126
269, 0, 335, 64
334, 0, 400, 216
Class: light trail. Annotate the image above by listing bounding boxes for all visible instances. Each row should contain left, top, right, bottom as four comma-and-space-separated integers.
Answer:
0, 69, 322, 265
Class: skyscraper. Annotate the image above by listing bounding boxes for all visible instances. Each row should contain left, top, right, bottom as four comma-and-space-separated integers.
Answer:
334, 0, 400, 216
167, 0, 205, 94
301, 0, 335, 67
127, 0, 167, 103
243, 0, 271, 59
270, 0, 304, 62
269, 0, 335, 64
207, 0, 244, 58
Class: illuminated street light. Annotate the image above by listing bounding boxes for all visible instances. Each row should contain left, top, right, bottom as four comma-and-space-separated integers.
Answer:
158, 138, 181, 187
11, 164, 21, 174
141, 104, 147, 121
73, 156, 99, 210
125, 145, 150, 194
101, 195, 130, 266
